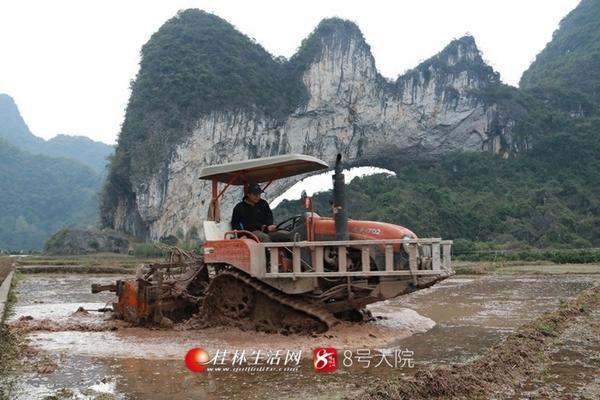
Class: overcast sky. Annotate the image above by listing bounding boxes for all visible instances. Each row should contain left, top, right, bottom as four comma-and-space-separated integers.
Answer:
0, 0, 580, 145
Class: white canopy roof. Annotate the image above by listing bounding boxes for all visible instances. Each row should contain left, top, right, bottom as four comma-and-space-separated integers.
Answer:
198, 154, 329, 185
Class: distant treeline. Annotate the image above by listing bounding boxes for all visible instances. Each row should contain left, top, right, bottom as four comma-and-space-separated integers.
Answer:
0, 140, 100, 251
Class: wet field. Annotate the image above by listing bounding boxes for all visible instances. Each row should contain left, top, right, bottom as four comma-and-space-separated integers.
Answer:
8, 273, 598, 399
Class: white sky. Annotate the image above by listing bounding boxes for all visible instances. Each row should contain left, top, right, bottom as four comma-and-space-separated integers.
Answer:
0, 0, 580, 145
270, 166, 395, 208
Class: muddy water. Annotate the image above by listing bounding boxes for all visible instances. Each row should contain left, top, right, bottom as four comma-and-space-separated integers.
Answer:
381, 275, 596, 364
10, 274, 596, 400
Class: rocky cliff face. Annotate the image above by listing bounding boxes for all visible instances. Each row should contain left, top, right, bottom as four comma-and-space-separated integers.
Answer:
104, 12, 521, 241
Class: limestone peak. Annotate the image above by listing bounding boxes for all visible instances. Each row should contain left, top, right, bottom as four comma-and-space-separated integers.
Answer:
438, 35, 482, 65
398, 35, 499, 88
292, 17, 372, 65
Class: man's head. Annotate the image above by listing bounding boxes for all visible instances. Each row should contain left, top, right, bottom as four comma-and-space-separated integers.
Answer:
246, 183, 264, 204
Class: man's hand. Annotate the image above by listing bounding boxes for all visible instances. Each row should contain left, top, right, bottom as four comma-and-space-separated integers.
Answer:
267, 224, 277, 232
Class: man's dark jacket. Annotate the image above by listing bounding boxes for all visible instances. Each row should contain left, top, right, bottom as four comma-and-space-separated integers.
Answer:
231, 198, 273, 232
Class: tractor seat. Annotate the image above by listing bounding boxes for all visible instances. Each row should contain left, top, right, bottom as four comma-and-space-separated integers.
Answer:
203, 221, 232, 240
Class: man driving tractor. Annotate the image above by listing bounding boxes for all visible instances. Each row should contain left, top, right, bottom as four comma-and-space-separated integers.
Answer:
231, 183, 291, 242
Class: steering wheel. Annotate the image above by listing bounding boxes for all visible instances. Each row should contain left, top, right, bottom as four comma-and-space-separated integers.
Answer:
276, 215, 302, 231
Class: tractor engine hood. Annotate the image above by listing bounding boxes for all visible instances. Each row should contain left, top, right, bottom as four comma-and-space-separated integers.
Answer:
311, 217, 418, 242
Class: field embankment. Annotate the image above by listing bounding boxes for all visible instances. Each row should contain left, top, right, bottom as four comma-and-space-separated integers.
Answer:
353, 281, 600, 399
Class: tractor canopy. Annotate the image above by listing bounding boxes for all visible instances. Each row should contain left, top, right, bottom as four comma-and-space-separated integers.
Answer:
199, 154, 329, 185
199, 154, 329, 221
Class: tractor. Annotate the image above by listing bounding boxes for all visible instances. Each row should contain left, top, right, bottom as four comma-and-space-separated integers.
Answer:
93, 154, 453, 334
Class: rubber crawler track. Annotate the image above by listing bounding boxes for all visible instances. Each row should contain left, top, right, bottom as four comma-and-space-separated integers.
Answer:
203, 268, 338, 330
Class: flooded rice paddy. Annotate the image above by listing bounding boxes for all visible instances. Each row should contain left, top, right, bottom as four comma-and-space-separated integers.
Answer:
8, 273, 597, 399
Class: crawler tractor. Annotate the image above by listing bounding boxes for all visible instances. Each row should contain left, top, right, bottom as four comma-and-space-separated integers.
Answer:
93, 154, 453, 333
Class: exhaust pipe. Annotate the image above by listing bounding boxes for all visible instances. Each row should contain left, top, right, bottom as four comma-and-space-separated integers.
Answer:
332, 154, 349, 241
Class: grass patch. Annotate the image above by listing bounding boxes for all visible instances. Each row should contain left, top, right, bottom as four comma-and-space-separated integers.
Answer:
535, 323, 557, 337
559, 298, 569, 308
131, 243, 168, 258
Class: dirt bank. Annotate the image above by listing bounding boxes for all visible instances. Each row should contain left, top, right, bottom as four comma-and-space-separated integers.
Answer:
454, 261, 600, 275
0, 323, 24, 398
508, 307, 600, 398
353, 282, 600, 399
17, 265, 135, 274
0, 257, 14, 286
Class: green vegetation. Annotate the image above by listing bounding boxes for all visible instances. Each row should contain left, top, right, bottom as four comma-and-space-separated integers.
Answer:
42, 227, 130, 255
131, 243, 168, 258
0, 139, 101, 251
0, 94, 112, 251
41, 135, 113, 175
42, 228, 70, 252
520, 0, 600, 114
535, 323, 557, 337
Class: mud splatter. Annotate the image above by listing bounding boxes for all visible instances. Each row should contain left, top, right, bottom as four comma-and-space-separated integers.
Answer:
9, 314, 131, 333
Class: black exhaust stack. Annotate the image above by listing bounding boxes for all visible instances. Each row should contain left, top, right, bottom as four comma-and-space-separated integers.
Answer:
332, 153, 349, 241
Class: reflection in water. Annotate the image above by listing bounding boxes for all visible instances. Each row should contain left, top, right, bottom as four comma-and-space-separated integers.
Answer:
13, 274, 596, 399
